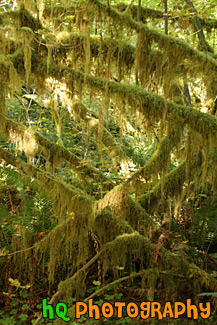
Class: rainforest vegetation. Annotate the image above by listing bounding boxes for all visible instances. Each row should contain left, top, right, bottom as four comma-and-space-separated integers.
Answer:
0, 0, 217, 324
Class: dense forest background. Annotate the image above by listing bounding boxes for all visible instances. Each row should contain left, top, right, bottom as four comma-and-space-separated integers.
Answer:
0, 0, 217, 323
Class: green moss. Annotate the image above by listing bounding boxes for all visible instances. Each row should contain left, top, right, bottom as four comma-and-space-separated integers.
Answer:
138, 162, 186, 213
43, 65, 217, 140
85, 0, 217, 97
5, 118, 112, 189
19, 5, 42, 30
102, 232, 152, 276
22, 28, 32, 87
94, 207, 134, 243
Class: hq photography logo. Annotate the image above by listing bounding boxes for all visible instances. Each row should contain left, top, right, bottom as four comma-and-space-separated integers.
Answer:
41, 298, 211, 322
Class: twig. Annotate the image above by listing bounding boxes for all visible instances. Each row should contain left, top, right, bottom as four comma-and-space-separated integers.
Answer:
1, 246, 34, 257
85, 269, 184, 301
33, 250, 103, 325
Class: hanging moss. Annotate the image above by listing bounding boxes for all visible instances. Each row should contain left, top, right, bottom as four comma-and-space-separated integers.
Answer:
4, 117, 112, 189
138, 149, 202, 214
51, 93, 61, 138
22, 27, 32, 87
135, 31, 151, 87
102, 232, 152, 277
34, 218, 85, 284
44, 65, 217, 141
0, 55, 21, 134
98, 105, 103, 161
47, 45, 52, 73
85, 0, 217, 97
19, 5, 42, 30
84, 21, 91, 77
0, 80, 6, 135
36, 0, 45, 21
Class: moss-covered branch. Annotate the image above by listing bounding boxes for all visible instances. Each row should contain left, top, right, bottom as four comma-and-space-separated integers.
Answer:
85, 0, 217, 83
138, 162, 186, 213
53, 232, 217, 322
0, 146, 95, 219
45, 65, 217, 140
71, 101, 132, 170
96, 185, 157, 232
93, 131, 181, 231
3, 118, 112, 189
0, 8, 42, 31
124, 132, 180, 193
138, 148, 203, 214
115, 2, 217, 33
42, 2, 217, 33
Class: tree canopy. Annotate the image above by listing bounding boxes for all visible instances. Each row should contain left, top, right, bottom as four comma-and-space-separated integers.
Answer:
0, 0, 217, 323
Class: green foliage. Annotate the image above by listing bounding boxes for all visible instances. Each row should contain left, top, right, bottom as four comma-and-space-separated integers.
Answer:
0, 162, 55, 251
187, 194, 217, 251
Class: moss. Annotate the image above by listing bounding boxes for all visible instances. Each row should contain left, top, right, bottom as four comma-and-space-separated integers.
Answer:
0, 81, 6, 134
114, 3, 163, 23
70, 100, 131, 169
158, 247, 217, 298
0, 55, 21, 134
94, 208, 134, 243
51, 93, 61, 138
138, 148, 202, 214
125, 132, 181, 194
44, 65, 217, 140
8, 48, 25, 76
36, 0, 45, 21
47, 45, 52, 73
22, 27, 32, 87
84, 23, 91, 77
0, 149, 97, 283
135, 31, 151, 87
98, 105, 103, 161
86, 0, 217, 96
102, 232, 152, 276
5, 117, 112, 189
19, 5, 42, 30
34, 218, 81, 284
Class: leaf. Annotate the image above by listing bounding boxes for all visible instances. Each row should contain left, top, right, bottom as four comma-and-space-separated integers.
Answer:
19, 314, 28, 321
93, 280, 101, 286
95, 299, 103, 306
20, 290, 28, 298
9, 278, 21, 288
10, 309, 18, 315
21, 303, 29, 311
10, 300, 19, 306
